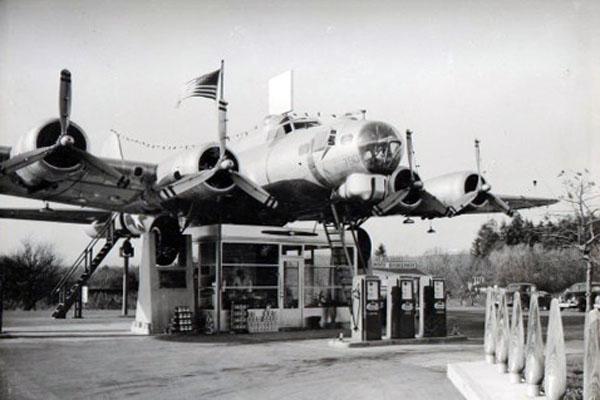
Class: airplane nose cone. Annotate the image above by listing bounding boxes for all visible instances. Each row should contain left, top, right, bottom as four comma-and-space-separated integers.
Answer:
357, 121, 402, 175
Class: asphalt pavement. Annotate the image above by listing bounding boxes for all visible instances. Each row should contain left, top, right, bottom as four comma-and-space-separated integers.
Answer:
0, 308, 587, 400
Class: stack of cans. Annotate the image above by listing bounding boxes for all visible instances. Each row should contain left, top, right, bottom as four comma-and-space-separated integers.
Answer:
169, 306, 194, 333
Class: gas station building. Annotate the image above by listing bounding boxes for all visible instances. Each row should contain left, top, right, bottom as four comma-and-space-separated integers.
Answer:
131, 224, 447, 341
132, 224, 357, 334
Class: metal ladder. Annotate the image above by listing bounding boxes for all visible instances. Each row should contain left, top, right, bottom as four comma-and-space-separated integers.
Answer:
51, 213, 124, 319
322, 204, 368, 330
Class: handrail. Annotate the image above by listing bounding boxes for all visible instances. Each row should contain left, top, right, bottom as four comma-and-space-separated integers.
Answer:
52, 212, 119, 295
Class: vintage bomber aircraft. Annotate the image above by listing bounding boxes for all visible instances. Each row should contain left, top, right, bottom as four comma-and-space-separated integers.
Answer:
0, 69, 556, 265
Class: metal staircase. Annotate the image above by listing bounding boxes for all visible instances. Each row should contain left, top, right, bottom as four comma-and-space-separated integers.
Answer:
52, 213, 124, 319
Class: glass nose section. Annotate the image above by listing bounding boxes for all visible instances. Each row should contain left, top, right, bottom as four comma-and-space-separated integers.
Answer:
357, 122, 402, 174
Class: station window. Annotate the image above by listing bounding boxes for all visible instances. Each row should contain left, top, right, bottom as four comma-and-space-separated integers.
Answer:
304, 246, 352, 307
222, 243, 279, 264
221, 242, 279, 310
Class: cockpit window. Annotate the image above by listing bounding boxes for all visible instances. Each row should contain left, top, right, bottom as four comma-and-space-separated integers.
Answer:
357, 122, 401, 175
293, 121, 320, 130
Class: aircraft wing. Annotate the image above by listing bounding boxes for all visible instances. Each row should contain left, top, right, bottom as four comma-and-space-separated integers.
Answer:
455, 195, 558, 215
0, 207, 111, 224
0, 156, 161, 214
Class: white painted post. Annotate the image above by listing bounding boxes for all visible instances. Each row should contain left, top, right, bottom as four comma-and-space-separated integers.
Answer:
484, 288, 497, 363
524, 292, 544, 397
509, 291, 525, 383
496, 290, 510, 372
584, 309, 600, 400
544, 298, 566, 400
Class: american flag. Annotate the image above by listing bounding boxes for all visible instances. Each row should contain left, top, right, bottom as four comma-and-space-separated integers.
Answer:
176, 68, 221, 107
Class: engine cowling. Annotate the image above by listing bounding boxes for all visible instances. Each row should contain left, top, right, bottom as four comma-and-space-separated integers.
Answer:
388, 167, 423, 208
156, 144, 239, 198
424, 171, 488, 208
84, 214, 183, 266
12, 118, 88, 185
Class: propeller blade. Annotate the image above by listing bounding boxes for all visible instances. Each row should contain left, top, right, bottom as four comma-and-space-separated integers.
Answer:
372, 188, 410, 216
218, 100, 228, 161
450, 190, 479, 215
231, 171, 278, 209
59, 69, 72, 137
0, 144, 59, 175
486, 193, 514, 216
406, 130, 416, 181
71, 148, 129, 188
156, 169, 217, 200
474, 139, 482, 191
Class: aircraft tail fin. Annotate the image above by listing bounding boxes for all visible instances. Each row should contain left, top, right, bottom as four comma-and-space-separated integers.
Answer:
100, 130, 125, 160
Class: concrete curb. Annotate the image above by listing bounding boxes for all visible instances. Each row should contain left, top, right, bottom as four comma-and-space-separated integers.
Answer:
447, 361, 548, 400
329, 335, 468, 348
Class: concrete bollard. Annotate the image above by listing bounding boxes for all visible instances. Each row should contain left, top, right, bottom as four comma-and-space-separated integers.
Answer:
544, 299, 566, 400
524, 292, 544, 397
495, 290, 510, 373
584, 309, 600, 400
508, 291, 525, 383
484, 288, 497, 363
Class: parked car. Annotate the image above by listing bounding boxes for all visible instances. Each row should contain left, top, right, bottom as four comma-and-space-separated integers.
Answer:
505, 283, 536, 308
536, 291, 552, 311
504, 282, 552, 310
559, 282, 600, 311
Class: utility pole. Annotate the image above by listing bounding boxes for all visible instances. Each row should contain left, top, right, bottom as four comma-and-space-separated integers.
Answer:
120, 240, 134, 317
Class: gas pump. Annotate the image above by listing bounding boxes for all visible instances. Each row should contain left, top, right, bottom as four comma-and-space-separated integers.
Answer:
386, 277, 415, 339
423, 278, 447, 337
351, 275, 382, 342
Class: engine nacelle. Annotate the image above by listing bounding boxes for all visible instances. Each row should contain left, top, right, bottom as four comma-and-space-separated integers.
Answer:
84, 214, 183, 266
336, 173, 388, 202
386, 167, 423, 211
155, 144, 239, 197
424, 171, 488, 208
12, 118, 88, 185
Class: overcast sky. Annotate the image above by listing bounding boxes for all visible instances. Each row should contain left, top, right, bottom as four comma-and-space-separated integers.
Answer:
0, 0, 598, 264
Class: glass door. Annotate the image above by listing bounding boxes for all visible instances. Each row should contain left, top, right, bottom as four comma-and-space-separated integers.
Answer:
279, 256, 304, 328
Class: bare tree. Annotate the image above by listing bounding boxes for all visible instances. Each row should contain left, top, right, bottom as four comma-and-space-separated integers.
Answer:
1, 240, 64, 310
374, 243, 387, 262
555, 170, 600, 311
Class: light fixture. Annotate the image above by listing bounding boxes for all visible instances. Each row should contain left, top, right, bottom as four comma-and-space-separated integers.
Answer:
427, 221, 436, 234
403, 217, 415, 224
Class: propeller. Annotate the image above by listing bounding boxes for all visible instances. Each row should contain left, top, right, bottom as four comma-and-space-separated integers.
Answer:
450, 139, 513, 216
1, 70, 130, 188
155, 152, 279, 208
0, 71, 75, 175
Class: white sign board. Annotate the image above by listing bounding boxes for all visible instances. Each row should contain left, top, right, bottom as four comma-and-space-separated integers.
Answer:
268, 70, 293, 115
82, 286, 89, 303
